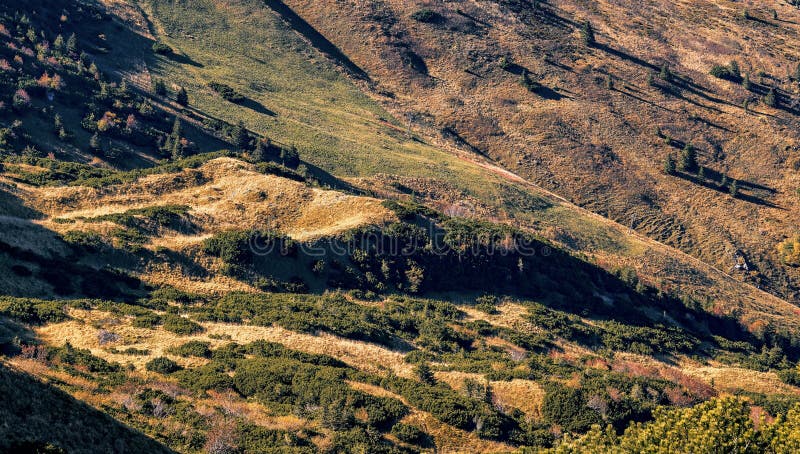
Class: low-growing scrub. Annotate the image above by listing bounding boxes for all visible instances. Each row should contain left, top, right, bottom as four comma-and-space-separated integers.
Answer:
145, 356, 181, 374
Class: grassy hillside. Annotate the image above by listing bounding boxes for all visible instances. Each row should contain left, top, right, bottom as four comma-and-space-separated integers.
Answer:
2, 0, 800, 452
272, 0, 800, 303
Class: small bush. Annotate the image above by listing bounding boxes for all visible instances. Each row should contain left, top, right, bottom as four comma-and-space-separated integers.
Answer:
475, 295, 499, 315
208, 82, 245, 103
391, 423, 427, 445
162, 314, 204, 335
0, 298, 68, 324
709, 64, 741, 82
411, 9, 443, 23
168, 341, 212, 358
131, 313, 162, 329
145, 356, 181, 374
152, 41, 173, 55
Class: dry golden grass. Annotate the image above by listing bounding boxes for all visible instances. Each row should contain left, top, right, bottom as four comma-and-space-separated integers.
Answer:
491, 380, 545, 420
141, 264, 258, 295
195, 389, 314, 432
36, 309, 412, 377
36, 158, 395, 242
461, 302, 532, 331
682, 363, 800, 396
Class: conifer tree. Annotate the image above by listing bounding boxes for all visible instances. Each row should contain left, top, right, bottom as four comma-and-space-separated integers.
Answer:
582, 21, 596, 46
660, 63, 672, 82
664, 154, 676, 175
89, 132, 100, 152
66, 33, 77, 55
176, 87, 188, 106
679, 143, 697, 172
764, 87, 777, 107
252, 138, 270, 162
233, 121, 250, 151
166, 117, 183, 160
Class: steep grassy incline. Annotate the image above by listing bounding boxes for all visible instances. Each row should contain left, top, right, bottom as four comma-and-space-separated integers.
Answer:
272, 0, 800, 302
123, 0, 800, 333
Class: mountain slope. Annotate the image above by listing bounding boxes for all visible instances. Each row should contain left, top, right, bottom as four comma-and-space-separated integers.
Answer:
273, 0, 800, 302
1, 0, 800, 452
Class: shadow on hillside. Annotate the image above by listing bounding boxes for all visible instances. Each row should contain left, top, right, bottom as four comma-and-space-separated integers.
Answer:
263, 0, 371, 81
0, 189, 153, 299
596, 43, 657, 71
235, 216, 776, 359
440, 126, 487, 156
0, 362, 173, 453
303, 162, 361, 193
616, 88, 676, 113
164, 51, 203, 68
673, 171, 783, 209
0, 186, 42, 220
746, 16, 778, 27
239, 97, 277, 117
455, 9, 491, 27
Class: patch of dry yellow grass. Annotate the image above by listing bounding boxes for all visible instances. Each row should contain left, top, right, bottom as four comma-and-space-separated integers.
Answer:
141, 264, 258, 295
682, 363, 800, 396
203, 323, 412, 377
401, 410, 513, 454
35, 158, 395, 244
36, 309, 412, 377
491, 380, 545, 420
461, 302, 532, 331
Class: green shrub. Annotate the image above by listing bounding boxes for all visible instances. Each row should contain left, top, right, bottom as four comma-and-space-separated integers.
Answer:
131, 313, 162, 329
152, 41, 173, 55
162, 314, 204, 335
778, 368, 800, 386
391, 423, 427, 444
411, 9, 442, 23
541, 383, 601, 433
174, 362, 235, 392
0, 298, 68, 324
475, 294, 499, 315
208, 82, 245, 103
62, 231, 106, 252
168, 341, 211, 358
51, 342, 120, 374
108, 347, 150, 356
145, 357, 181, 374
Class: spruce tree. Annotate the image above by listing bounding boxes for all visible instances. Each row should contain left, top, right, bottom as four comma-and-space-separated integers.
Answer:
233, 121, 250, 151
679, 143, 697, 172
582, 21, 595, 47
53, 34, 64, 54
742, 73, 751, 90
176, 87, 188, 106
89, 132, 100, 152
414, 362, 435, 385
729, 180, 738, 197
167, 117, 183, 160
66, 33, 78, 55
659, 63, 672, 82
728, 60, 740, 78
252, 138, 270, 162
153, 79, 167, 96
664, 154, 676, 175
764, 88, 777, 107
